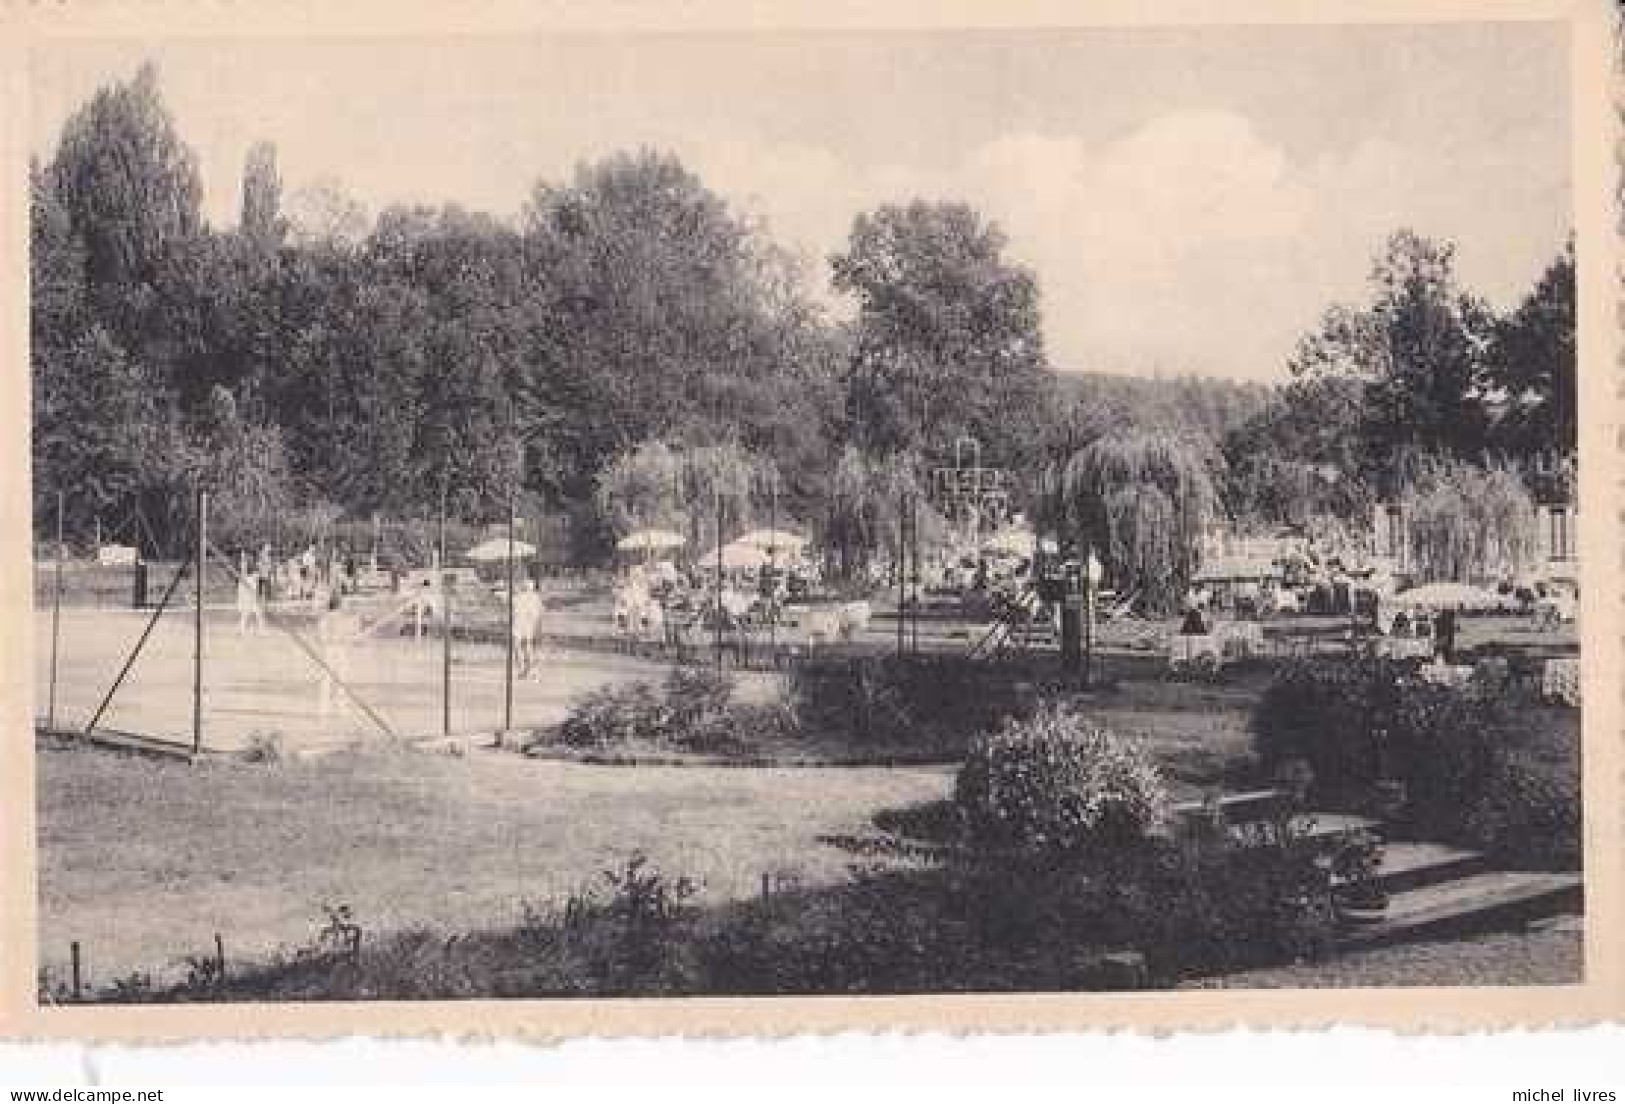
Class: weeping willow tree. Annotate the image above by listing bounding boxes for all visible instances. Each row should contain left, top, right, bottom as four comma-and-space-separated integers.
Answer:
1103, 486, 1180, 602
595, 437, 777, 556
823, 447, 946, 581
1056, 432, 1219, 609
594, 439, 684, 538
1400, 459, 1538, 583
679, 442, 765, 550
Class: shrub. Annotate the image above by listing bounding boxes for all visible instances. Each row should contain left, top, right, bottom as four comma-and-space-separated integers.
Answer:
1252, 657, 1511, 811
1127, 825, 1336, 976
676, 700, 797, 755
1465, 758, 1582, 869
1252, 656, 1403, 799
788, 654, 1032, 751
553, 852, 700, 995
938, 815, 1335, 983
551, 666, 782, 755
242, 731, 285, 764
1386, 681, 1508, 839
1250, 656, 1584, 868
556, 681, 668, 748
955, 704, 1171, 855
663, 665, 732, 730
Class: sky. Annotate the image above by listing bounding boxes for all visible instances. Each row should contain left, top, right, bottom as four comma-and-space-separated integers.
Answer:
29, 24, 1573, 383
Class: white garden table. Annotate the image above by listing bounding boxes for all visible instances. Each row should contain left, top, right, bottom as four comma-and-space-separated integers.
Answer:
1541, 657, 1581, 706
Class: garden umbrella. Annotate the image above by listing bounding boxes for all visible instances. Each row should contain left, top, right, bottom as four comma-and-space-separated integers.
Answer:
733, 528, 808, 554
463, 537, 536, 562
615, 529, 687, 554
696, 542, 771, 571
981, 528, 1037, 558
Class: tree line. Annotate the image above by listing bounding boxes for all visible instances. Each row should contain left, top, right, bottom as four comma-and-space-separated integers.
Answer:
31, 63, 1575, 588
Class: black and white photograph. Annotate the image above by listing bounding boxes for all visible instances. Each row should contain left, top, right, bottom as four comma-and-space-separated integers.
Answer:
13, 4, 1603, 1020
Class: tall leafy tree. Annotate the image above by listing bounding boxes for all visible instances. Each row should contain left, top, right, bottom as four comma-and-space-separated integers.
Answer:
31, 324, 185, 544
520, 149, 838, 506
48, 61, 204, 350
1484, 239, 1576, 460
1289, 230, 1495, 492
240, 140, 286, 254
831, 201, 1047, 468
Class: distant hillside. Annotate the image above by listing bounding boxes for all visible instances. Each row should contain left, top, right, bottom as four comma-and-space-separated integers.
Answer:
1054, 370, 1275, 445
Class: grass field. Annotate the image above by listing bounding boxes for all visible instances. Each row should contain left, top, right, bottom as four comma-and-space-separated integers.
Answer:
33, 588, 1582, 995
36, 741, 952, 988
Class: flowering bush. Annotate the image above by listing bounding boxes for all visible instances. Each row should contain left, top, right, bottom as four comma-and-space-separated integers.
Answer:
954, 704, 1170, 854
551, 665, 763, 754
556, 681, 669, 748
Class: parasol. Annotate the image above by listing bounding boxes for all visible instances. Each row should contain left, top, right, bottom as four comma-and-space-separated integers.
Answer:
733, 528, 809, 554
980, 528, 1037, 558
615, 529, 687, 554
463, 537, 536, 562
696, 542, 771, 571
1391, 581, 1502, 612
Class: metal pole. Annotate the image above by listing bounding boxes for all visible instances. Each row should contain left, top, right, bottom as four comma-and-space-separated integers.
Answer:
205, 537, 398, 741
505, 487, 516, 733
768, 477, 777, 656
896, 489, 906, 658
47, 489, 64, 730
86, 554, 188, 734
440, 478, 451, 737
714, 488, 723, 668
1083, 547, 1095, 690
910, 492, 920, 656
193, 489, 207, 756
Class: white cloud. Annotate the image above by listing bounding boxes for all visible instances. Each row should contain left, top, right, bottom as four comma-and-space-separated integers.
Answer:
687, 109, 1566, 384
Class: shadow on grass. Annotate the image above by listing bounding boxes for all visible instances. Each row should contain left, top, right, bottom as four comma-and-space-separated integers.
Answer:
94, 821, 1360, 1004
103, 859, 1172, 1002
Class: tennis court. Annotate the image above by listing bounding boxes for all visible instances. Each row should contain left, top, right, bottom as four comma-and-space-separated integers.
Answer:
32, 600, 723, 754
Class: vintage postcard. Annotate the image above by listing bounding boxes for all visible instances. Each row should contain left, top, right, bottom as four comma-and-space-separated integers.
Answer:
0, 0, 1618, 1040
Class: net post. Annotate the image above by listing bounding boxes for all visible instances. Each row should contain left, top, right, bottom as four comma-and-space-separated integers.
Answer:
47, 488, 64, 730
440, 476, 451, 737
714, 488, 723, 669
896, 488, 906, 658
909, 490, 920, 656
193, 488, 207, 756
505, 485, 516, 734
767, 475, 777, 656
85, 555, 188, 734
1083, 546, 1095, 690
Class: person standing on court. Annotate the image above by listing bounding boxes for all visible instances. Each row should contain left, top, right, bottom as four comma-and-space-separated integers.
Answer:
237, 560, 265, 636
513, 578, 543, 679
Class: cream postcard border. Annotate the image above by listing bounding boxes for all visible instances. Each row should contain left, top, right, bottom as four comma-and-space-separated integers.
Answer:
0, 0, 1617, 1040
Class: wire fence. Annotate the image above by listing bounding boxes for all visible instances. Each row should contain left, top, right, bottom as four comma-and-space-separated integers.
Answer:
29, 487, 662, 756
31, 486, 946, 758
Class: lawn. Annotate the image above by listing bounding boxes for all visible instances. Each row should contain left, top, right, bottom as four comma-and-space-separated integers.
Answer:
36, 614, 1582, 996
36, 740, 951, 988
